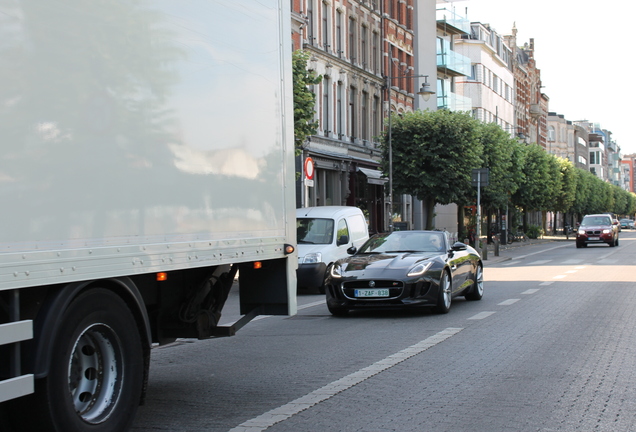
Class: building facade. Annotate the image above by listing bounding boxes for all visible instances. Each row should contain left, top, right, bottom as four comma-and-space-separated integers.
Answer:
547, 112, 590, 170
454, 22, 515, 135
292, 0, 387, 233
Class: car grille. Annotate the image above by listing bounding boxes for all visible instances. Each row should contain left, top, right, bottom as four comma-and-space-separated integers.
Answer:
584, 230, 602, 235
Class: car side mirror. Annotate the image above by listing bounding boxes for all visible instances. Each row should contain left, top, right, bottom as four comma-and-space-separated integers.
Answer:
451, 242, 468, 251
337, 235, 349, 246
347, 246, 357, 255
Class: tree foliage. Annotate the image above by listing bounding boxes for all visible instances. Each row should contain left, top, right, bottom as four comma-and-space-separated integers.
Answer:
475, 122, 523, 211
292, 50, 322, 155
380, 109, 482, 229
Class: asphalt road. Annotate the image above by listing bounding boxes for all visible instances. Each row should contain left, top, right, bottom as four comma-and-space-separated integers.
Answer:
132, 231, 636, 432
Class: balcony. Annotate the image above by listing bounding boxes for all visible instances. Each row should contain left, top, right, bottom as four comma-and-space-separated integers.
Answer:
436, 7, 470, 35
438, 92, 472, 112
529, 103, 543, 119
437, 50, 471, 77
437, 40, 471, 77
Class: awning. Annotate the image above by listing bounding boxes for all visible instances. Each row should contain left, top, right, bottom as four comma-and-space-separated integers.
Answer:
357, 167, 387, 185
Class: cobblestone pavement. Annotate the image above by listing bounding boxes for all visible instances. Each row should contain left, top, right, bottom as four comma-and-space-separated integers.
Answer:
479, 233, 574, 265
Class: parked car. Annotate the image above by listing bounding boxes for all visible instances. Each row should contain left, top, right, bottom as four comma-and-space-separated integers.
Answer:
576, 214, 620, 248
619, 219, 634, 229
324, 230, 483, 316
296, 206, 369, 292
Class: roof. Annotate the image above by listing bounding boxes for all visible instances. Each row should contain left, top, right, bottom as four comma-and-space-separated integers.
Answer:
296, 206, 363, 219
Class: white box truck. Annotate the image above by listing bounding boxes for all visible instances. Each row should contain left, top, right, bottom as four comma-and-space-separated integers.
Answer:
0, 1, 296, 430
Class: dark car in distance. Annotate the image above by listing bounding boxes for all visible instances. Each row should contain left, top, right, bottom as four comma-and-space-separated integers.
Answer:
576, 214, 620, 248
324, 230, 483, 316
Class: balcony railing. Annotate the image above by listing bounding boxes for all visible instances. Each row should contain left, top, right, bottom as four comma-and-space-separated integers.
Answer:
436, 7, 470, 35
437, 92, 472, 112
437, 47, 471, 77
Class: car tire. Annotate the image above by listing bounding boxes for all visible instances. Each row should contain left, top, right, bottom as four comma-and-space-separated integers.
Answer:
465, 264, 483, 301
576, 242, 583, 248
434, 270, 451, 314
616, 237, 619, 246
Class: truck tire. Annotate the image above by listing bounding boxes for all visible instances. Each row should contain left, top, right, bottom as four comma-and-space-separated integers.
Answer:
14, 288, 144, 432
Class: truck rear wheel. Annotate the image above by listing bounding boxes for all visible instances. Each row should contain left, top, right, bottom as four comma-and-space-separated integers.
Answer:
14, 288, 144, 432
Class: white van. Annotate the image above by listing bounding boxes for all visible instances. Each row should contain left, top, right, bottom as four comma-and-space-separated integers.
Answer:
296, 206, 370, 292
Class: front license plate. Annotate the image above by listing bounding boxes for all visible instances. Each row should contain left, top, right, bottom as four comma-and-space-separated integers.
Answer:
354, 288, 390, 297
588, 237, 599, 241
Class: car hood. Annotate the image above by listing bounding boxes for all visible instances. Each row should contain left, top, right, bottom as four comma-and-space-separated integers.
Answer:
580, 225, 612, 230
339, 252, 441, 275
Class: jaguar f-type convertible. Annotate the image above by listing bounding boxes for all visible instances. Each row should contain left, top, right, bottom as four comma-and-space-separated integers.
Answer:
324, 230, 483, 316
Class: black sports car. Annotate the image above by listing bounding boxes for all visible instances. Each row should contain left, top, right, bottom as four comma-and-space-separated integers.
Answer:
324, 230, 483, 316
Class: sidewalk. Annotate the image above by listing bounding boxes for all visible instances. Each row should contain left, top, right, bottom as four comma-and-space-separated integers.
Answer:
478, 233, 574, 266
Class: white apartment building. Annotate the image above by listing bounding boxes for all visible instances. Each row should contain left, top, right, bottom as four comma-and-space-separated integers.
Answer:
454, 22, 515, 134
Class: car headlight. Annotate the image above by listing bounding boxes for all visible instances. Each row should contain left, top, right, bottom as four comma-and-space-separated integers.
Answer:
330, 263, 343, 278
407, 261, 433, 277
602, 229, 610, 234
578, 229, 585, 235
302, 252, 322, 264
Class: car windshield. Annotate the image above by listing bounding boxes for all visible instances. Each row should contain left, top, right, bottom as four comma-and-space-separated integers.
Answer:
358, 232, 445, 253
297, 218, 334, 244
581, 216, 611, 227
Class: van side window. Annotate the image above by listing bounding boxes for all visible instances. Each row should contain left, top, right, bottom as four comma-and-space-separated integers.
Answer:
348, 215, 368, 242
336, 218, 349, 243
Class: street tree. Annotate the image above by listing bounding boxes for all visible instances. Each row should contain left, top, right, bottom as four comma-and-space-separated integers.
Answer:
553, 157, 577, 230
475, 122, 524, 237
292, 50, 322, 155
512, 144, 555, 230
380, 109, 482, 230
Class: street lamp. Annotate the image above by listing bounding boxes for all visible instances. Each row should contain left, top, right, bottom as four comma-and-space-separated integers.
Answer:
386, 74, 435, 231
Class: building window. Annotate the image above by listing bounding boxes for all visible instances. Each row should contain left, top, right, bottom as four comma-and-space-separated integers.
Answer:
373, 31, 380, 74
349, 86, 357, 140
307, 0, 315, 43
361, 91, 368, 141
349, 17, 357, 62
336, 10, 343, 57
323, 76, 330, 136
373, 95, 380, 141
337, 81, 344, 137
548, 126, 556, 142
361, 25, 367, 68
322, 2, 329, 50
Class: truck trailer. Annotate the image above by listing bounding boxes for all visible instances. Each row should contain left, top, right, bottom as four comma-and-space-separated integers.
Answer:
0, 1, 297, 430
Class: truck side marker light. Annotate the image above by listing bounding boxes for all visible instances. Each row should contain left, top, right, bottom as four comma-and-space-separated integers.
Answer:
156, 272, 168, 281
284, 244, 295, 254
253, 262, 262, 270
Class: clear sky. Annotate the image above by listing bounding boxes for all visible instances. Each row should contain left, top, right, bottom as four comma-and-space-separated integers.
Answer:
451, 0, 636, 154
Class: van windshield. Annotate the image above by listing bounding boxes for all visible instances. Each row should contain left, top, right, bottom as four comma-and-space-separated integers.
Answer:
297, 218, 334, 244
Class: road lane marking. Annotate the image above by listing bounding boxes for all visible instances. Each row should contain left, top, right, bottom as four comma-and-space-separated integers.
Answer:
227, 327, 464, 432
565, 270, 577, 274
553, 275, 566, 279
529, 260, 551, 265
563, 259, 583, 264
522, 289, 539, 294
515, 244, 570, 260
540, 281, 554, 286
498, 299, 520, 306
503, 260, 522, 266
468, 311, 495, 320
